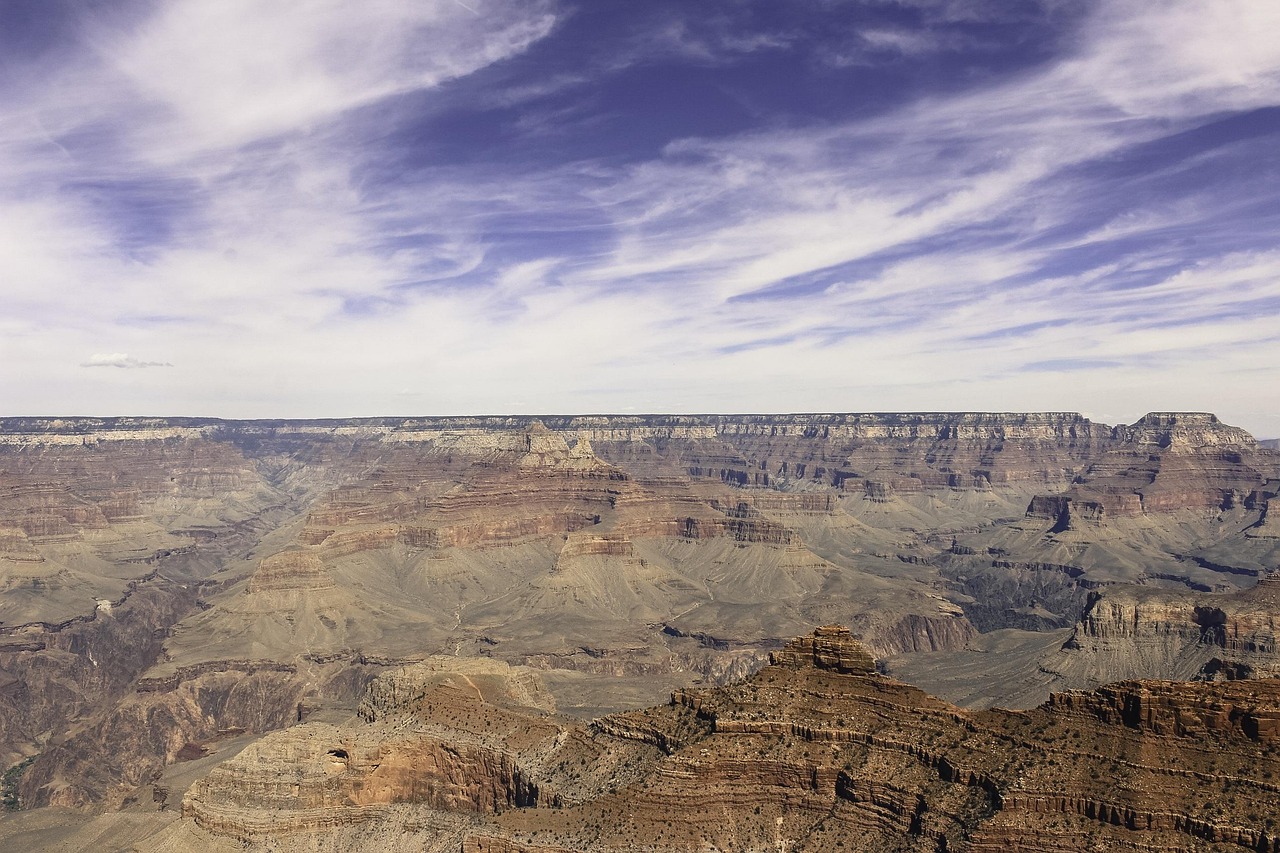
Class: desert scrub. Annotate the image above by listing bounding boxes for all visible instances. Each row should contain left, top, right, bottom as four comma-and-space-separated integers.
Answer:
2, 756, 36, 811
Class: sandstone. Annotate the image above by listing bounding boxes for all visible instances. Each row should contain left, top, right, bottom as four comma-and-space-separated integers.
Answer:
769, 625, 878, 674
3, 411, 1280, 838
1024, 411, 1272, 525
1050, 576, 1280, 685
174, 625, 1280, 852
246, 550, 335, 593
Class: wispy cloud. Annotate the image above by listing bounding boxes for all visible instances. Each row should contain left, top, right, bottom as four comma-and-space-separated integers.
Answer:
89, 0, 557, 157
81, 353, 172, 369
1, 0, 1279, 437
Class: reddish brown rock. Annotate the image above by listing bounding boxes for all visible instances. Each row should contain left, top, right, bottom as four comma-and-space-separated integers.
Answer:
171, 626, 1280, 852
3, 411, 1279, 835
246, 551, 335, 593
770, 625, 878, 674
1026, 412, 1274, 524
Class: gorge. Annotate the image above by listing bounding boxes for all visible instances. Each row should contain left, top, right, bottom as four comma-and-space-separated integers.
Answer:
0, 411, 1277, 851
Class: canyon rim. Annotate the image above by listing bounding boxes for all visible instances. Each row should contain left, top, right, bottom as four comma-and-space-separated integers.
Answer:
0, 411, 1278, 851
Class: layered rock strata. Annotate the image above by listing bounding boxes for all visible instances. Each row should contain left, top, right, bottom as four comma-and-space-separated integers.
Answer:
1047, 576, 1280, 685
4, 411, 1280, 822
1025, 413, 1274, 526
174, 627, 1280, 853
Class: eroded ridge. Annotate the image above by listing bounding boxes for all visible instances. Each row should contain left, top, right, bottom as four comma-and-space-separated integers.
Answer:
179, 627, 1280, 852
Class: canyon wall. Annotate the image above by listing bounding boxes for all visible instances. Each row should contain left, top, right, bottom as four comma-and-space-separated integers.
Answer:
2, 411, 1278, 834
172, 628, 1280, 852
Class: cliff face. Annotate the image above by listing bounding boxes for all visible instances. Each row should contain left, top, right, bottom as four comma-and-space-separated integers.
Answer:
769, 623, 879, 673
1046, 678, 1280, 743
1045, 577, 1280, 687
0, 432, 278, 627
5, 412, 1270, 529
0, 431, 304, 792
1024, 412, 1275, 527
0, 410, 1115, 498
181, 657, 651, 843
171, 628, 1280, 853
3, 411, 1279, 822
187, 725, 538, 838
566, 411, 1112, 494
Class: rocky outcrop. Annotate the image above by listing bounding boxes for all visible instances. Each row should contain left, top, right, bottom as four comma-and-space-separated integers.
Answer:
770, 625, 878, 674
618, 411, 1116, 494
159, 626, 1279, 851
643, 633, 1280, 852
22, 661, 309, 808
1047, 678, 1280, 743
182, 659, 605, 841
0, 578, 200, 779
1051, 577, 1280, 684
186, 727, 540, 839
554, 534, 634, 559
247, 551, 335, 593
1117, 412, 1258, 450
1248, 490, 1280, 538
1025, 412, 1275, 524
866, 612, 978, 656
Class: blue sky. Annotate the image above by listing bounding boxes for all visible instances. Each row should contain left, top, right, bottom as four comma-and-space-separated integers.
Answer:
2, 0, 1280, 436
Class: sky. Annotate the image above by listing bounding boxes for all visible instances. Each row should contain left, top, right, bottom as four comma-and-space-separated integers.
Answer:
2, 0, 1279, 437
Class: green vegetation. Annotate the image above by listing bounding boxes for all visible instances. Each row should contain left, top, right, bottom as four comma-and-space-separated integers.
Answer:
2, 756, 36, 811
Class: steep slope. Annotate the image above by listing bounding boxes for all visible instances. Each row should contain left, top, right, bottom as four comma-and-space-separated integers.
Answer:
162, 627, 1280, 853
3, 411, 1279, 819
0, 426, 307, 789
1044, 574, 1280, 684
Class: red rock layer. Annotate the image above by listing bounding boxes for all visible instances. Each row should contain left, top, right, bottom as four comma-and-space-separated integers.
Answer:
178, 628, 1280, 852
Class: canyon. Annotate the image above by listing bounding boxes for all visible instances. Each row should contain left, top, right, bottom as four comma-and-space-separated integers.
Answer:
0, 411, 1277, 850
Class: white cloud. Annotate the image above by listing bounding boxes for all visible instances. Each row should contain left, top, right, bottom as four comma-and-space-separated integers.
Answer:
81, 353, 172, 369
1067, 0, 1280, 118
1, 0, 1279, 438
90, 0, 558, 158
0, 0, 560, 396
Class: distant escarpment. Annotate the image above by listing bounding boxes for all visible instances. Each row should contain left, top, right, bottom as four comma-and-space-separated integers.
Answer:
1025, 413, 1275, 526
7, 412, 1272, 511
1046, 575, 1280, 686
176, 627, 1280, 853
0, 410, 1119, 496
571, 411, 1114, 494
4, 411, 1280, 827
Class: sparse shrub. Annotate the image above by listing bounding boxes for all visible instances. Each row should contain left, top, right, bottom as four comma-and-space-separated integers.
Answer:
2, 757, 37, 811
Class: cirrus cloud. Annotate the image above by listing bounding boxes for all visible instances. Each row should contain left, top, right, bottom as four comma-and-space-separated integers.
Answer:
1, 0, 1278, 438
80, 353, 173, 369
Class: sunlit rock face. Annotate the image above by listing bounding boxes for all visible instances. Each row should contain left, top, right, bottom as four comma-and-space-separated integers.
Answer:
1, 412, 1278, 835
1044, 575, 1280, 687
178, 627, 1280, 853
1024, 412, 1272, 525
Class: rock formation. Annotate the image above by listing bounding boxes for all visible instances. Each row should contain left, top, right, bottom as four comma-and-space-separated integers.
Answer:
2, 411, 1279, 845
168, 628, 1280, 852
769, 623, 878, 673
1024, 412, 1271, 525
1044, 575, 1280, 686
